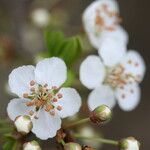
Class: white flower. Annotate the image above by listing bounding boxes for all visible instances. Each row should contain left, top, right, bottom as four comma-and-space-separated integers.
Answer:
23, 141, 41, 150
83, 0, 128, 49
120, 137, 140, 150
31, 8, 51, 27
80, 45, 146, 111
7, 57, 81, 140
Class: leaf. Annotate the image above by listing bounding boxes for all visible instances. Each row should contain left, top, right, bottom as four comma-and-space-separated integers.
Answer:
44, 30, 82, 67
2, 135, 18, 150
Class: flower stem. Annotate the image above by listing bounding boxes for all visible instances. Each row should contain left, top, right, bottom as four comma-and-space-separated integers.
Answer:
63, 118, 90, 129
60, 139, 66, 146
74, 134, 119, 146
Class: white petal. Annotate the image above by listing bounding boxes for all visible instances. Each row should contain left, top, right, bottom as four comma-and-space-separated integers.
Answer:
120, 50, 146, 82
115, 83, 141, 111
9, 65, 35, 97
83, 0, 119, 49
32, 109, 61, 140
80, 55, 105, 89
98, 37, 127, 67
88, 85, 116, 111
53, 88, 81, 118
100, 26, 129, 45
35, 57, 67, 88
7, 98, 33, 121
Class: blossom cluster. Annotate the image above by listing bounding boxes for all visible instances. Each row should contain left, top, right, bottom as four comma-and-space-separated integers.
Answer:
80, 0, 146, 112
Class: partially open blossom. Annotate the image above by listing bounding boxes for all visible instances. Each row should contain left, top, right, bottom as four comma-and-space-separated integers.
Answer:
31, 8, 51, 27
82, 0, 128, 49
119, 137, 140, 150
80, 45, 146, 111
90, 105, 112, 124
14, 115, 33, 134
7, 57, 81, 139
64, 142, 82, 150
23, 141, 41, 150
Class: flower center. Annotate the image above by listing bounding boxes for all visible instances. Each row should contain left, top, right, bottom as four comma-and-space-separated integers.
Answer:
95, 4, 121, 34
104, 64, 140, 89
23, 80, 63, 119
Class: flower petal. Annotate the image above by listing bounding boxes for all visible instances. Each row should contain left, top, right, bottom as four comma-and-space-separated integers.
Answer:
86, 26, 128, 50
32, 109, 61, 140
100, 26, 129, 45
9, 65, 35, 97
53, 88, 81, 118
98, 37, 127, 67
88, 85, 116, 111
115, 83, 141, 111
7, 98, 33, 121
35, 57, 67, 88
83, 0, 119, 49
80, 55, 105, 89
120, 50, 146, 83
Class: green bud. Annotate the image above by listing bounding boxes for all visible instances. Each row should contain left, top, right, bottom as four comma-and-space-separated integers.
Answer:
14, 115, 33, 135
23, 140, 41, 150
90, 105, 112, 124
64, 142, 82, 150
119, 137, 140, 150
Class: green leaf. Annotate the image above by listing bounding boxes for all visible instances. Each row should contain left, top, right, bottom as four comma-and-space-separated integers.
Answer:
2, 135, 18, 150
44, 30, 82, 67
44, 31, 64, 56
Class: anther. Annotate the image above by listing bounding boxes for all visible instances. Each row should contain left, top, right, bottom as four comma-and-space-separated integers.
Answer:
30, 80, 35, 86
53, 98, 58, 102
57, 106, 62, 111
34, 116, 39, 119
23, 93, 29, 98
57, 93, 63, 99
30, 87, 35, 92
45, 105, 53, 112
44, 84, 48, 87
50, 111, 55, 116
26, 101, 34, 107
29, 110, 34, 116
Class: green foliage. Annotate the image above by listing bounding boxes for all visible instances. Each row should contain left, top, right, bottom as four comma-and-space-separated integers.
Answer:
0, 119, 20, 150
44, 30, 82, 67
2, 134, 18, 150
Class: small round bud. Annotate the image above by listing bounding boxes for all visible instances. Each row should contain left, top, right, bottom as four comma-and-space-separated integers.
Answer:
14, 115, 33, 134
23, 141, 41, 150
119, 137, 140, 150
90, 105, 112, 124
64, 142, 82, 150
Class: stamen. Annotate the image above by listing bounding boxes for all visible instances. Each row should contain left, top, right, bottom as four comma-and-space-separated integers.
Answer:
53, 98, 58, 102
57, 106, 62, 111
30, 80, 35, 86
50, 111, 55, 116
29, 110, 34, 116
26, 101, 35, 107
45, 104, 53, 112
57, 93, 63, 99
30, 87, 35, 92
23, 93, 29, 98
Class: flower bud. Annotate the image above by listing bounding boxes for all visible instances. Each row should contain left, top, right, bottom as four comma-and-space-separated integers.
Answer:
90, 105, 112, 124
119, 137, 140, 150
14, 115, 33, 134
83, 146, 96, 150
23, 141, 41, 150
64, 142, 82, 150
